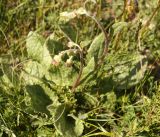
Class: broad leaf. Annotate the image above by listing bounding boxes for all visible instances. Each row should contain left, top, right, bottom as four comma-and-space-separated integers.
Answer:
44, 34, 63, 58
83, 93, 99, 107
37, 127, 60, 137
87, 33, 105, 63
26, 31, 52, 69
46, 64, 78, 86
26, 31, 45, 61
26, 85, 55, 116
21, 61, 46, 85
102, 52, 148, 89
80, 57, 96, 85
54, 104, 84, 137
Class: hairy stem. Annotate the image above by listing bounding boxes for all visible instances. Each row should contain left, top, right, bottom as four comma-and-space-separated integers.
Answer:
85, 13, 109, 68
71, 50, 84, 92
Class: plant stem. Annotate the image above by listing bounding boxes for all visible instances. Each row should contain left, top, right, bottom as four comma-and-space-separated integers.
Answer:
71, 49, 84, 92
85, 13, 109, 68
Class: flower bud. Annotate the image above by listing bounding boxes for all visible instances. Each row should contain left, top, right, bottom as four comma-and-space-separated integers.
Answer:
67, 41, 75, 48
65, 56, 73, 67
52, 55, 62, 66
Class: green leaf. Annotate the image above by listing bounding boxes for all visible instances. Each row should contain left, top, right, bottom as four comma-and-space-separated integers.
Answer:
103, 52, 148, 89
46, 64, 78, 86
80, 57, 95, 85
74, 119, 84, 136
26, 31, 45, 61
87, 33, 105, 62
69, 114, 84, 136
101, 91, 117, 111
26, 31, 52, 68
83, 93, 99, 107
36, 126, 56, 137
54, 104, 84, 137
80, 40, 91, 48
75, 92, 98, 109
21, 61, 46, 85
26, 85, 53, 116
44, 34, 64, 58
60, 24, 77, 42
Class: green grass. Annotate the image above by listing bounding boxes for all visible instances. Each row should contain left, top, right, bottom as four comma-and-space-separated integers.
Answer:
1, 0, 160, 136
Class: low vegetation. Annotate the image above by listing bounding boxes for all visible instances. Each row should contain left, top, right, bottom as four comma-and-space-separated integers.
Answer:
1, 0, 160, 136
